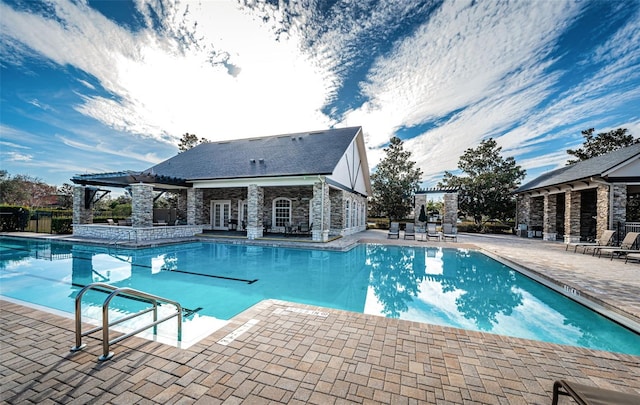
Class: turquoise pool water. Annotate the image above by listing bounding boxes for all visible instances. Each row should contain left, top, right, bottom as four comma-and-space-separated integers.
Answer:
1, 237, 639, 355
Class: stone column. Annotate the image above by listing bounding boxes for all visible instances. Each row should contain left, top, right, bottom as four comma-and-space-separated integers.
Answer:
596, 184, 611, 240
442, 193, 458, 226
131, 183, 153, 227
543, 194, 557, 241
187, 188, 203, 225
246, 184, 264, 240
312, 180, 330, 242
176, 189, 188, 224
72, 186, 94, 225
564, 190, 581, 243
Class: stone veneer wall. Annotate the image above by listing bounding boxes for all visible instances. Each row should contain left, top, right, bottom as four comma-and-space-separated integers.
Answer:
175, 190, 188, 223
330, 190, 344, 234
246, 184, 264, 240
187, 188, 203, 225
516, 194, 531, 227
596, 184, 611, 240
72, 224, 204, 242
529, 197, 544, 230
312, 181, 330, 242
73, 186, 93, 225
543, 194, 558, 240
565, 190, 581, 243
442, 193, 458, 226
131, 184, 153, 227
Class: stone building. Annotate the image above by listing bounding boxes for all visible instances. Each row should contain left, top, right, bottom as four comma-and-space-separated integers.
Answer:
513, 143, 640, 243
71, 127, 372, 242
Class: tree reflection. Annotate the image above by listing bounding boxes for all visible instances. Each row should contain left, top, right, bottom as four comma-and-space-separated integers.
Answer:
367, 244, 426, 317
367, 246, 523, 330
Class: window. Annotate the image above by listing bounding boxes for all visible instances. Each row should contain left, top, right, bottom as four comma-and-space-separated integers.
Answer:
345, 200, 351, 228
273, 198, 291, 227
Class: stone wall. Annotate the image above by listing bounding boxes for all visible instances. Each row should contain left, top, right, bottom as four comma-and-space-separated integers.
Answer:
131, 184, 153, 227
73, 186, 93, 224
442, 193, 458, 226
72, 224, 204, 242
247, 184, 264, 240
187, 188, 203, 225
516, 194, 530, 227
312, 181, 330, 242
543, 194, 557, 240
565, 190, 581, 243
612, 183, 627, 229
596, 184, 611, 240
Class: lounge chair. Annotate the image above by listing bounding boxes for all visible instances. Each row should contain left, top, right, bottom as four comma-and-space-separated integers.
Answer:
566, 230, 615, 253
106, 219, 115, 226
594, 232, 640, 259
552, 379, 640, 405
387, 222, 400, 239
442, 223, 457, 242
625, 252, 640, 264
404, 223, 415, 240
425, 223, 440, 241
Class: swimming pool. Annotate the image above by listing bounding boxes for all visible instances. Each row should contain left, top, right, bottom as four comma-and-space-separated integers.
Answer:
1, 237, 639, 355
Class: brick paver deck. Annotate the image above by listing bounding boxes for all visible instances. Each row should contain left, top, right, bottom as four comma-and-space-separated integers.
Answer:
1, 230, 639, 404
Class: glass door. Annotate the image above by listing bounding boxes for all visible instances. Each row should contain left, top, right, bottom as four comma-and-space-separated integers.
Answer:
211, 200, 231, 230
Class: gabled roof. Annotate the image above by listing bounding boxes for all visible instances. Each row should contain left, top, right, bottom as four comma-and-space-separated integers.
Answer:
146, 127, 363, 180
515, 143, 640, 193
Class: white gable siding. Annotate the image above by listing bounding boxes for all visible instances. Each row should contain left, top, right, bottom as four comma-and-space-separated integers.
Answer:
607, 157, 640, 178
328, 137, 370, 196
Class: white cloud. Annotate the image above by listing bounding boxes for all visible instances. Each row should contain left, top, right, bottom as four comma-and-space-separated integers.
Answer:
4, 151, 33, 162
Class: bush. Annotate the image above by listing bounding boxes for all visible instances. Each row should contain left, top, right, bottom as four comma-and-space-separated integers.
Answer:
51, 217, 73, 234
0, 206, 30, 231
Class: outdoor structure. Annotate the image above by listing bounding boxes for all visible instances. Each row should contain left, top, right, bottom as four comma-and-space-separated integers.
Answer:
514, 143, 640, 243
414, 188, 459, 228
71, 127, 372, 242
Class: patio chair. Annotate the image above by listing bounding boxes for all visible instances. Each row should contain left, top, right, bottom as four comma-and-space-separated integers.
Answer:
404, 223, 416, 240
552, 379, 640, 405
566, 230, 614, 253
425, 222, 440, 241
299, 222, 312, 236
106, 219, 115, 226
624, 252, 640, 264
442, 223, 457, 242
594, 231, 640, 259
387, 222, 400, 239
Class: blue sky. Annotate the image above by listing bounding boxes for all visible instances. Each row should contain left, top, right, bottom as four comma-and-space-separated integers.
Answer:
1, 0, 639, 189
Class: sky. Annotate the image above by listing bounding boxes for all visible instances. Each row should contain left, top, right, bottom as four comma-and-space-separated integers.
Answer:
1, 0, 639, 190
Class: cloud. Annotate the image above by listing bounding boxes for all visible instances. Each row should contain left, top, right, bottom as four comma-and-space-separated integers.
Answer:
4, 151, 33, 162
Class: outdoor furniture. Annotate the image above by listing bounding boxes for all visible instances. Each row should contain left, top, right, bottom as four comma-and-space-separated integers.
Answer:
404, 223, 416, 240
425, 223, 440, 241
625, 252, 640, 264
566, 230, 615, 253
442, 223, 457, 242
387, 222, 400, 239
228, 219, 238, 231
106, 219, 115, 226
593, 232, 639, 258
552, 379, 640, 405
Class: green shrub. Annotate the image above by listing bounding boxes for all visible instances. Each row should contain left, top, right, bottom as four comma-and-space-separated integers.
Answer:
51, 217, 73, 234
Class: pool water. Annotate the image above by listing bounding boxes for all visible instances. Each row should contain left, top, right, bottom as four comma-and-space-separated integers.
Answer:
1, 237, 639, 355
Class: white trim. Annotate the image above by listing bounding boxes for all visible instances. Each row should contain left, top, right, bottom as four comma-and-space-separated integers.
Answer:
192, 176, 324, 189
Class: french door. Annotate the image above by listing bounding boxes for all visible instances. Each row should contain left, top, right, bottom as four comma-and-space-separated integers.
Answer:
211, 200, 231, 230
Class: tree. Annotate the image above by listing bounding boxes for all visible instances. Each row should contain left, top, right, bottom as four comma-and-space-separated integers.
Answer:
178, 132, 209, 153
0, 171, 57, 207
370, 137, 423, 221
57, 183, 74, 209
566, 128, 638, 164
438, 138, 526, 225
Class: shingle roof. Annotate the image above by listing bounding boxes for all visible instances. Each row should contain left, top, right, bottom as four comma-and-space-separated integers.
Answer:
515, 143, 640, 193
146, 127, 362, 180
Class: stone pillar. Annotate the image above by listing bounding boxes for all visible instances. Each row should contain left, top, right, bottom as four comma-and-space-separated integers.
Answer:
72, 186, 93, 225
187, 188, 203, 225
543, 194, 557, 241
176, 189, 188, 224
131, 183, 153, 227
246, 184, 264, 240
611, 184, 627, 231
596, 184, 611, 240
312, 180, 330, 242
564, 190, 581, 243
442, 193, 458, 226
516, 194, 530, 233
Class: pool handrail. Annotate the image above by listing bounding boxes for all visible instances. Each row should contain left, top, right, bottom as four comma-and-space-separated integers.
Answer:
70, 282, 183, 361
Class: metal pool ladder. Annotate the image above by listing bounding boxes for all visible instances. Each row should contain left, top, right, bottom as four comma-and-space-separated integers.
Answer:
70, 282, 183, 361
